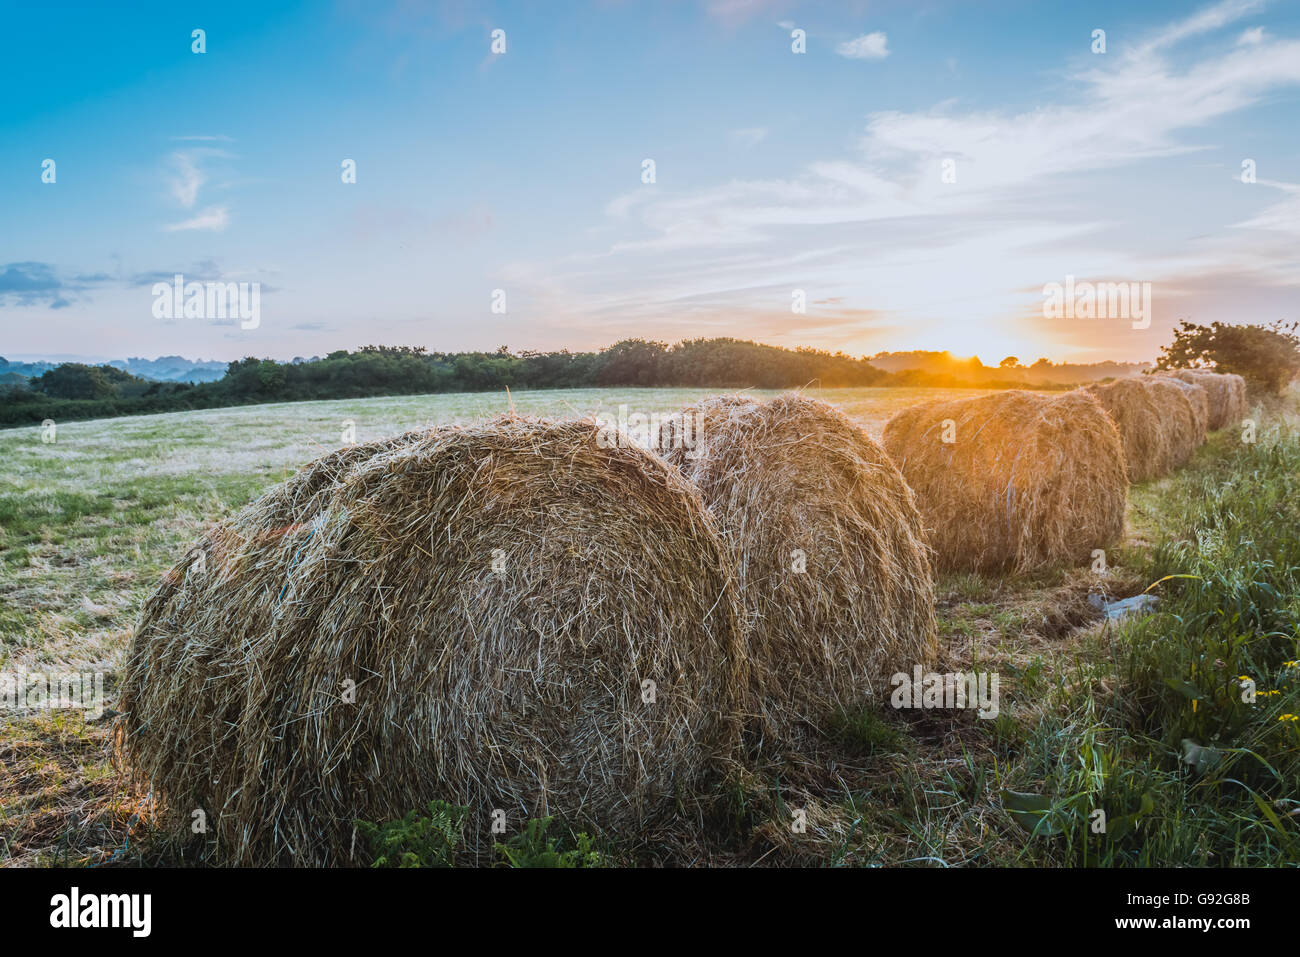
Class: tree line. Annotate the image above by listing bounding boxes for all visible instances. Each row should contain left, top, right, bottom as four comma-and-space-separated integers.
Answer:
2, 324, 1293, 427
0, 339, 903, 425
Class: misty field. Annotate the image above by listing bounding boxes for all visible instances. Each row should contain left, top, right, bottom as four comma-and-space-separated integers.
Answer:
2, 386, 1297, 867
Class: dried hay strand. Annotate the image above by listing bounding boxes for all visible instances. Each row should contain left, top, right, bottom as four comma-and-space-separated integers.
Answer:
1222, 372, 1249, 425
1169, 370, 1247, 431
200, 431, 438, 568
654, 393, 937, 743
118, 417, 746, 866
881, 390, 1127, 573
1141, 376, 1202, 468
1154, 375, 1210, 443
193, 435, 435, 615
1085, 379, 1170, 482
256, 430, 436, 527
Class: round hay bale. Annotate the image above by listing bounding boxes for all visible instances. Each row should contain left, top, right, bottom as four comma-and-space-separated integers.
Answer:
1141, 377, 1201, 467
1154, 374, 1209, 443
1220, 372, 1247, 426
654, 393, 937, 741
202, 430, 437, 571
257, 430, 435, 526
1085, 379, 1169, 482
1170, 370, 1247, 431
881, 390, 1127, 572
119, 418, 746, 865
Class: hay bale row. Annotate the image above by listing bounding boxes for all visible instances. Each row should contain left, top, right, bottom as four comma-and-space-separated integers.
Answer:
1084, 379, 1168, 483
882, 390, 1127, 572
654, 393, 937, 743
1166, 370, 1246, 431
1140, 377, 1202, 467
121, 395, 945, 864
120, 419, 746, 865
1156, 375, 1210, 444
1085, 378, 1200, 481
127, 382, 1195, 863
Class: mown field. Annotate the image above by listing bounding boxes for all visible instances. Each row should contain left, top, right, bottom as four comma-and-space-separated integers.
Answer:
1, 385, 1297, 867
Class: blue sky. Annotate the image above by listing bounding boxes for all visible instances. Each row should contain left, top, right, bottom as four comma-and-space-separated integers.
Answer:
1, 0, 1297, 364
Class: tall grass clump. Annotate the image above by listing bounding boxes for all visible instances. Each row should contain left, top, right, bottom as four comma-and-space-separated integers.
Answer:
1010, 420, 1300, 865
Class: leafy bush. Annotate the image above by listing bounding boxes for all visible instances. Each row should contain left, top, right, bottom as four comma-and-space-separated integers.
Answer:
494, 817, 605, 868
33, 362, 153, 400
354, 804, 606, 867
354, 800, 469, 867
1156, 319, 1300, 394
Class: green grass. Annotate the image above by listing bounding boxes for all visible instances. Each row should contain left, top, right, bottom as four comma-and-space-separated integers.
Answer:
983, 418, 1300, 867
827, 705, 910, 756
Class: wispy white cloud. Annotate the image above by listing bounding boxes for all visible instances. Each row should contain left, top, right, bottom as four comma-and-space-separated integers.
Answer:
163, 147, 235, 231
604, 190, 653, 219
510, 0, 1300, 359
836, 32, 889, 60
165, 147, 235, 207
168, 151, 206, 208
1136, 0, 1266, 55
1232, 179, 1300, 236
164, 205, 230, 232
635, 0, 1300, 246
